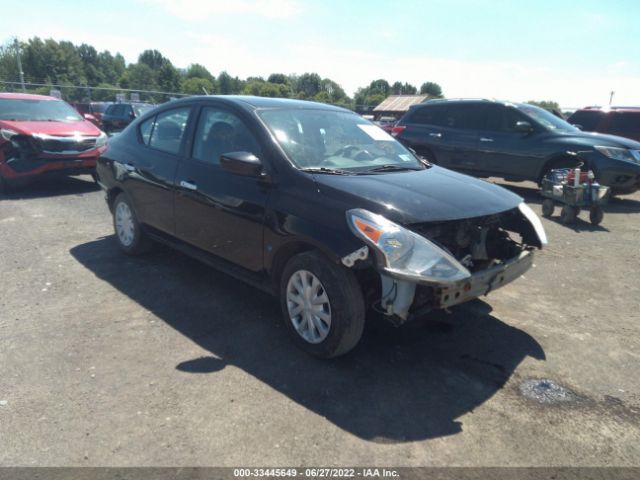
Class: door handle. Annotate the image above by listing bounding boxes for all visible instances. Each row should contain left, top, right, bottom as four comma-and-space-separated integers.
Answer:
480, 137, 494, 142
429, 132, 442, 138
179, 180, 197, 191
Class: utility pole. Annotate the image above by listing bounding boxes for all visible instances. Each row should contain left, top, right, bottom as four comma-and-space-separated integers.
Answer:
609, 91, 615, 106
14, 38, 26, 92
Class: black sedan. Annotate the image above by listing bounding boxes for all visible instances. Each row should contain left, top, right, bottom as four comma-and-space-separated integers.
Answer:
96, 96, 547, 358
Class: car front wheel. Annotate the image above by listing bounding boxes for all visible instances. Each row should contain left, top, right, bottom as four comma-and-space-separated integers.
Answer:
280, 251, 366, 358
112, 193, 150, 255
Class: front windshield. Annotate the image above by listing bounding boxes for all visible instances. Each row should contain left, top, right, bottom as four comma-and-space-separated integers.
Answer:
259, 109, 424, 173
0, 98, 83, 122
519, 104, 578, 132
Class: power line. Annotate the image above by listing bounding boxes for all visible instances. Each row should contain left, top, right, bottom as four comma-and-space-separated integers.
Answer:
0, 80, 190, 97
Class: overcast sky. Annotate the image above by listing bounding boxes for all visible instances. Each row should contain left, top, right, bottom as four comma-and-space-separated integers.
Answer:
4, 0, 640, 107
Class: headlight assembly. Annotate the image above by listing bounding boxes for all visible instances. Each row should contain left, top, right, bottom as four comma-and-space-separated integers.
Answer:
0, 128, 18, 141
518, 202, 548, 247
346, 208, 471, 284
95, 131, 108, 148
594, 145, 637, 163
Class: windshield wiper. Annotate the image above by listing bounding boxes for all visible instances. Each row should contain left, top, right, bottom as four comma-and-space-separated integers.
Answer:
363, 164, 424, 173
301, 167, 353, 175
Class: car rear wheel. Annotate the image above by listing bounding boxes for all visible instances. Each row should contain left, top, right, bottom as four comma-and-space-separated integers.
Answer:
112, 193, 150, 255
280, 251, 365, 358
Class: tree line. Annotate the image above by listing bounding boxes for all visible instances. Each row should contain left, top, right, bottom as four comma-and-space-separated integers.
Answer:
0, 37, 445, 110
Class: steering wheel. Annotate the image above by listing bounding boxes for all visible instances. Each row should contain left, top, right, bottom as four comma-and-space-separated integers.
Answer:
333, 145, 376, 161
333, 145, 360, 158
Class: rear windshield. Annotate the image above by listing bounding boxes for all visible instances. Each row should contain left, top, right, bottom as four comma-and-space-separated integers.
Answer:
0, 98, 83, 122
567, 110, 605, 131
90, 103, 110, 113
608, 112, 640, 133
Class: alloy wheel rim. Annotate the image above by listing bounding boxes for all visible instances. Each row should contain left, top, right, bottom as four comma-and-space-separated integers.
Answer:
115, 202, 135, 247
286, 270, 332, 344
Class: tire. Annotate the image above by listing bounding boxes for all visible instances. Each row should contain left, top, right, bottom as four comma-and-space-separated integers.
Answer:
279, 251, 366, 358
541, 199, 555, 217
560, 204, 577, 224
589, 205, 604, 225
112, 192, 150, 255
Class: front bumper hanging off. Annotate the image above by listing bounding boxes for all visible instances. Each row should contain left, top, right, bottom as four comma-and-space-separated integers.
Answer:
379, 250, 534, 320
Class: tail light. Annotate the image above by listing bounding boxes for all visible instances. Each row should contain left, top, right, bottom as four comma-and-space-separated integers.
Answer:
391, 126, 406, 137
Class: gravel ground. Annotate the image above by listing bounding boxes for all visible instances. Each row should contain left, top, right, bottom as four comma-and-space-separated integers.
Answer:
0, 175, 639, 466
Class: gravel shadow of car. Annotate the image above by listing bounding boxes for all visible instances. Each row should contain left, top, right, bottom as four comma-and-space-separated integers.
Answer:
0, 175, 99, 200
70, 237, 545, 443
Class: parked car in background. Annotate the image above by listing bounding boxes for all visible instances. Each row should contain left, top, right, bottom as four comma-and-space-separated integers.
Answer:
392, 99, 640, 196
72, 101, 113, 128
97, 95, 546, 358
101, 102, 156, 134
0, 93, 107, 192
568, 106, 640, 142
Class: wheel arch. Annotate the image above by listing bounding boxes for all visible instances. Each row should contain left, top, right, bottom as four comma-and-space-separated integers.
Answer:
537, 153, 582, 184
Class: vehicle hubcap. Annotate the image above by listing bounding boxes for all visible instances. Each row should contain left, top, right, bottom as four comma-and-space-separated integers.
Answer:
115, 201, 135, 247
286, 270, 331, 344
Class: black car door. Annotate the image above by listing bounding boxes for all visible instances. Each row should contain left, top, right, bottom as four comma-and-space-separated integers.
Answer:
174, 104, 269, 272
474, 104, 543, 179
123, 106, 193, 234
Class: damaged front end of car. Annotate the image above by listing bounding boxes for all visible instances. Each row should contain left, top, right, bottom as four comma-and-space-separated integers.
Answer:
0, 128, 106, 175
343, 204, 547, 325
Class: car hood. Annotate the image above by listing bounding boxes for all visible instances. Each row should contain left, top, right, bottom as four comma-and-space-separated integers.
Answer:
0, 120, 101, 137
555, 130, 640, 149
312, 166, 523, 225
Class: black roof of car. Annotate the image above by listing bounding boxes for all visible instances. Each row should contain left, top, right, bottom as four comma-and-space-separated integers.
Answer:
168, 95, 349, 112
407, 98, 529, 109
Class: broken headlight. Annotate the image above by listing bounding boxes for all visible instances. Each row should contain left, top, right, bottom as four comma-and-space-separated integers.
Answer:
346, 209, 471, 284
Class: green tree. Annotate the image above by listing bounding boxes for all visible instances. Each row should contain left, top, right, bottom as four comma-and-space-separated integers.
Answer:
267, 73, 288, 84
296, 72, 321, 99
157, 63, 181, 92
138, 49, 169, 71
217, 71, 234, 94
185, 63, 214, 82
527, 100, 560, 112
420, 81, 443, 98
182, 77, 214, 95
391, 81, 417, 95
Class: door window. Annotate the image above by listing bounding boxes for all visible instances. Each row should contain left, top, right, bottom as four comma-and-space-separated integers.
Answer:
192, 107, 261, 165
148, 107, 190, 155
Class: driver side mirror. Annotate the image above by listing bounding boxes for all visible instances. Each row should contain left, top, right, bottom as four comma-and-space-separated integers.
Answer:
220, 151, 263, 177
572, 124, 583, 130
514, 121, 534, 133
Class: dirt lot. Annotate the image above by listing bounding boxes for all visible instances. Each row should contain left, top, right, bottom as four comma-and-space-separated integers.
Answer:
0, 175, 639, 466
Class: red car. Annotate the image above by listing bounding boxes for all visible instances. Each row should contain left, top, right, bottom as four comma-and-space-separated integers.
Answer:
0, 93, 107, 191
568, 106, 640, 142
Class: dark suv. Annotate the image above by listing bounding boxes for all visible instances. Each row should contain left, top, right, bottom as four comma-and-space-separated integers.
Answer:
568, 107, 640, 142
97, 96, 546, 358
101, 102, 156, 134
393, 99, 640, 195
